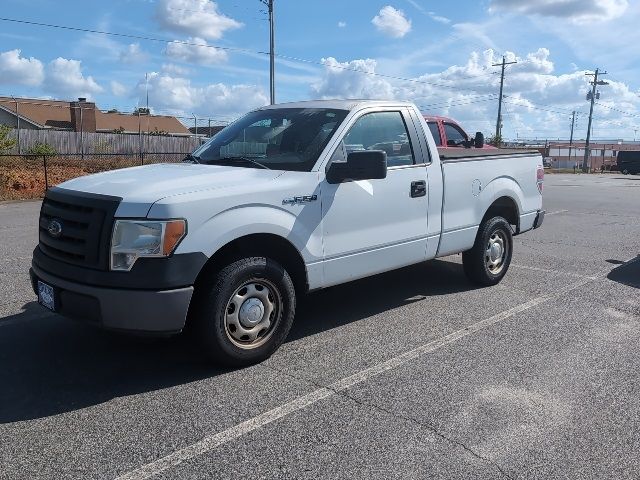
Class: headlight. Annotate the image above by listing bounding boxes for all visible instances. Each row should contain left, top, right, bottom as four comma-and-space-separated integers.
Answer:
110, 219, 186, 271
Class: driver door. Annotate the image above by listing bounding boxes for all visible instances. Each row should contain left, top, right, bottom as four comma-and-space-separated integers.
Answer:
320, 108, 429, 287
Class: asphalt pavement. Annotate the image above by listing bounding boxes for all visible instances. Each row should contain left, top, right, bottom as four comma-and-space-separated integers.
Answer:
1, 173, 639, 479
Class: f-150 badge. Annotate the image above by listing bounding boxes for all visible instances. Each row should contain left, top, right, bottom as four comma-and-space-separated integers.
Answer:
282, 195, 318, 205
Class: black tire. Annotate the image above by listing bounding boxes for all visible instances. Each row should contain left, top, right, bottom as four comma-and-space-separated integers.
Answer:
462, 216, 513, 286
622, 169, 629, 175
191, 257, 296, 367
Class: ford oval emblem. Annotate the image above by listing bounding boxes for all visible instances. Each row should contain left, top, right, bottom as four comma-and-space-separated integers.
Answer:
47, 219, 63, 238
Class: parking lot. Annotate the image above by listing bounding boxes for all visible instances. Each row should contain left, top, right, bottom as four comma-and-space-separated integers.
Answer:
1, 173, 639, 479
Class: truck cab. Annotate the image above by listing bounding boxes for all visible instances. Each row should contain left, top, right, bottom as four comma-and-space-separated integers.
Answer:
423, 115, 495, 149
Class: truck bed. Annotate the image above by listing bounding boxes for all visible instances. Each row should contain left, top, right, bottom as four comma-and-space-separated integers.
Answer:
435, 148, 542, 257
437, 148, 540, 162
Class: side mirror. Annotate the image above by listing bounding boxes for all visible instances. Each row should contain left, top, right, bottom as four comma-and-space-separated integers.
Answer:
327, 150, 387, 184
474, 132, 484, 149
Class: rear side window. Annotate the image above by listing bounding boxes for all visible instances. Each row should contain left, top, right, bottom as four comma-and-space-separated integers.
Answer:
342, 111, 415, 167
427, 122, 441, 146
443, 123, 468, 147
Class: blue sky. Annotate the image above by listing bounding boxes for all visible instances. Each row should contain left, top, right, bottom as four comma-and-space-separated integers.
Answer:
1, 0, 639, 140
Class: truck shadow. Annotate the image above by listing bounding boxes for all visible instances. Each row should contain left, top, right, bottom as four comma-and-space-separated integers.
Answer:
607, 256, 640, 289
0, 258, 473, 423
289, 257, 473, 341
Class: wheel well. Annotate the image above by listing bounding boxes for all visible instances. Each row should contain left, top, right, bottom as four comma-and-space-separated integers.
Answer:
482, 196, 519, 232
194, 233, 308, 295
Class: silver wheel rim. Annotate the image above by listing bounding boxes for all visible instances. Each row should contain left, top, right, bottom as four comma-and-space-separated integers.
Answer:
224, 279, 281, 349
485, 230, 508, 275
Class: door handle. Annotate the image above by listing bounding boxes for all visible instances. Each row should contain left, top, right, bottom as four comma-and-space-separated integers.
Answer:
410, 180, 427, 198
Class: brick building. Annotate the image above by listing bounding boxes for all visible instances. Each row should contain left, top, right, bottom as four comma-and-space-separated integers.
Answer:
0, 96, 190, 136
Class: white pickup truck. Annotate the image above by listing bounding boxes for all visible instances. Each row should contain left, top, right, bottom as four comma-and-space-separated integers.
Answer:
31, 100, 544, 365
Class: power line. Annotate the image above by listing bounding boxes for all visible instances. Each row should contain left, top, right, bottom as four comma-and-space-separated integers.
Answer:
502, 99, 579, 117
417, 95, 499, 111
0, 16, 256, 53
0, 16, 497, 95
594, 102, 640, 118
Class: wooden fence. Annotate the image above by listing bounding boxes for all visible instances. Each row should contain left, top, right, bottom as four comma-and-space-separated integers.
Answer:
6, 128, 204, 155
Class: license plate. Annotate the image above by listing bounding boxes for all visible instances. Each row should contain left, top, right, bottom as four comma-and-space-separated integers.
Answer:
37, 280, 56, 311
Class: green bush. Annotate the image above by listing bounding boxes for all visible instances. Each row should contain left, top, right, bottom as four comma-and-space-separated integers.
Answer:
27, 142, 58, 156
0, 124, 17, 153
487, 134, 502, 148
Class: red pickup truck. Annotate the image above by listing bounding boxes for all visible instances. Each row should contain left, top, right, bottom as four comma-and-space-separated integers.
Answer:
424, 115, 495, 149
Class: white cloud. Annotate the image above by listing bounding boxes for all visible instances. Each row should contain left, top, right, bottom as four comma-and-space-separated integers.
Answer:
156, 0, 242, 40
165, 37, 228, 65
137, 72, 267, 118
310, 49, 640, 139
429, 13, 451, 24
119, 43, 148, 64
311, 57, 394, 99
489, 0, 629, 23
372, 6, 412, 38
162, 63, 191, 76
0, 49, 44, 86
406, 0, 451, 24
338, 21, 347, 28
110, 80, 128, 97
46, 58, 103, 99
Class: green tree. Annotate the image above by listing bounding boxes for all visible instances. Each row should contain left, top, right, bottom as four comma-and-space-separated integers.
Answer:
0, 124, 17, 153
487, 133, 503, 148
27, 142, 57, 156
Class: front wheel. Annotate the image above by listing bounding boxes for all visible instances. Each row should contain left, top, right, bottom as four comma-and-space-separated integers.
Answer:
462, 216, 513, 286
622, 169, 630, 175
191, 257, 296, 366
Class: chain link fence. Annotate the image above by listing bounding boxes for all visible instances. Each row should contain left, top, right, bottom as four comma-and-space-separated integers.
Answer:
0, 152, 191, 201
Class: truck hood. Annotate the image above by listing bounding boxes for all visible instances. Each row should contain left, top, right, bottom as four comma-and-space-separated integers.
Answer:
58, 163, 284, 205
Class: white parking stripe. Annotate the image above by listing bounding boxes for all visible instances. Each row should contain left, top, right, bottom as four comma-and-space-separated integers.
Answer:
116, 271, 602, 480
511, 264, 597, 280
546, 209, 569, 216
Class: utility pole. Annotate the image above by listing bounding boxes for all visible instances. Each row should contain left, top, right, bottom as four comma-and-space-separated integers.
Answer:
583, 68, 608, 172
568, 110, 576, 167
145, 72, 149, 111
492, 55, 517, 144
12, 96, 20, 154
260, 0, 275, 104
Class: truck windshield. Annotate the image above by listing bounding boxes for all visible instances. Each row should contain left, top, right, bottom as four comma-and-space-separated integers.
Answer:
192, 108, 349, 172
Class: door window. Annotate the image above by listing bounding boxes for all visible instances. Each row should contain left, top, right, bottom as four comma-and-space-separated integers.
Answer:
342, 111, 415, 167
427, 122, 442, 146
443, 122, 468, 147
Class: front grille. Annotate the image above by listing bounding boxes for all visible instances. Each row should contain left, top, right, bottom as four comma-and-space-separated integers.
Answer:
38, 188, 121, 270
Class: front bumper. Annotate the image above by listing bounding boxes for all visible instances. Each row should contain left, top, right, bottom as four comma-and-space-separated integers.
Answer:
30, 264, 194, 333
533, 210, 545, 229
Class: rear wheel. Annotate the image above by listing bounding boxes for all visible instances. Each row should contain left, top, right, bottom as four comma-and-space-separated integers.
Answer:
462, 216, 513, 286
191, 257, 296, 366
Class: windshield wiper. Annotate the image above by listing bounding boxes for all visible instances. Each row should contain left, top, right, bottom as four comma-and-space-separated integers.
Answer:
213, 156, 271, 170
182, 153, 201, 164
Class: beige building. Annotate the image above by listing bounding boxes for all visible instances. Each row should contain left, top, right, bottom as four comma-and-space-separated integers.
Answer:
546, 142, 640, 170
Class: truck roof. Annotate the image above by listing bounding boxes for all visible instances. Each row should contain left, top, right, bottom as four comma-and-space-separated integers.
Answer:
257, 99, 415, 111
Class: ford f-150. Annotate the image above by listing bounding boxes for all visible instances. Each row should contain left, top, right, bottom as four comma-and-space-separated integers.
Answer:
31, 100, 544, 366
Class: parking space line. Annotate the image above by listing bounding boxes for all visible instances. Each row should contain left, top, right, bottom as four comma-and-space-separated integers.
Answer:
546, 209, 569, 216
511, 264, 597, 279
115, 271, 602, 480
